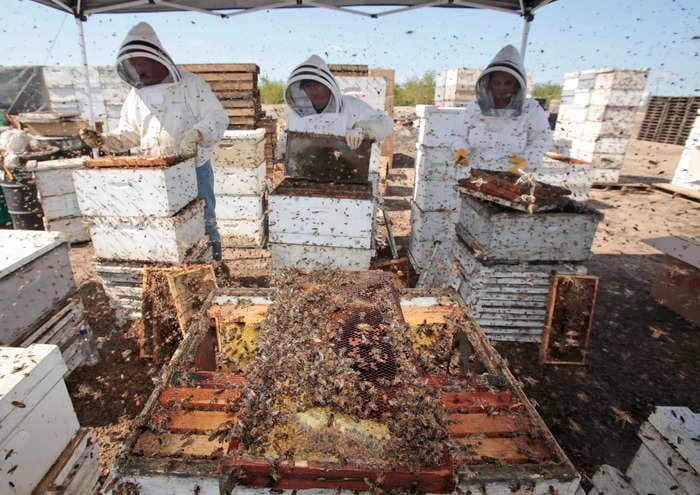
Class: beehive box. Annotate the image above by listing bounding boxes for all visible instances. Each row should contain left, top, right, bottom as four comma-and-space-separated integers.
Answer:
453, 240, 587, 342
414, 143, 472, 212
32, 429, 100, 495
457, 194, 602, 263
89, 199, 205, 264
105, 283, 581, 494
269, 178, 375, 250
73, 157, 197, 217
0, 231, 75, 345
408, 199, 458, 274
0, 344, 80, 494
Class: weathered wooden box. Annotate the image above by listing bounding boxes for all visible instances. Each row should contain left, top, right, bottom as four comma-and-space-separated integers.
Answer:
269, 179, 375, 250
105, 285, 581, 494
0, 231, 75, 345
457, 194, 603, 262
0, 344, 80, 494
73, 157, 197, 217
89, 199, 205, 264
626, 407, 700, 495
212, 129, 266, 167
453, 240, 586, 342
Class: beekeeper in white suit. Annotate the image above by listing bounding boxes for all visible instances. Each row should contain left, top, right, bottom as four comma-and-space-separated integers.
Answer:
451, 45, 552, 174
79, 22, 228, 260
277, 54, 393, 163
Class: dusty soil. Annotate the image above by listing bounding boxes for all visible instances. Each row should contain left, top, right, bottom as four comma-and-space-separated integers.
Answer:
64, 106, 699, 485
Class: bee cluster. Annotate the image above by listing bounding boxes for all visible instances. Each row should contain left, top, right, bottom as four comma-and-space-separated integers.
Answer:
231, 270, 449, 469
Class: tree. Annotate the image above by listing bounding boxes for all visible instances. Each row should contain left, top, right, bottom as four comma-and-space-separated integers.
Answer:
259, 76, 285, 104
395, 71, 436, 106
532, 82, 562, 109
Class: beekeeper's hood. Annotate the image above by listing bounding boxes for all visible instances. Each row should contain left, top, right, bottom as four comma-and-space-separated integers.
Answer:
284, 55, 343, 117
116, 22, 181, 88
476, 45, 527, 116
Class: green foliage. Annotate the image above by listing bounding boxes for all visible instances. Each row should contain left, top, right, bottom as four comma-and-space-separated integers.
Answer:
395, 72, 435, 106
532, 82, 562, 108
259, 76, 285, 104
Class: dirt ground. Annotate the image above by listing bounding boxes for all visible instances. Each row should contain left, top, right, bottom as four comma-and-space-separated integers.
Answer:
64, 107, 700, 485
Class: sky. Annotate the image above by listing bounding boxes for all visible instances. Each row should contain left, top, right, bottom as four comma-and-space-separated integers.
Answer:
1, 0, 699, 95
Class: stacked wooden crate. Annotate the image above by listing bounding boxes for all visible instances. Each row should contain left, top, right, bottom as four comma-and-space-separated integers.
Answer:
0, 344, 99, 494
553, 68, 649, 183
638, 96, 700, 146
671, 108, 700, 192
73, 157, 208, 323
452, 194, 601, 342
408, 105, 470, 287
180, 64, 263, 130
0, 230, 90, 373
25, 157, 90, 243
257, 116, 278, 169
212, 129, 267, 248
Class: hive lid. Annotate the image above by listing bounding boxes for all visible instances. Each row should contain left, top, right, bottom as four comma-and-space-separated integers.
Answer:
24, 157, 86, 172
0, 230, 67, 280
0, 344, 67, 443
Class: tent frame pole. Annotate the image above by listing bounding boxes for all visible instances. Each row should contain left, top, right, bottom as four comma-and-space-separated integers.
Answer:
520, 15, 531, 61
76, 15, 99, 157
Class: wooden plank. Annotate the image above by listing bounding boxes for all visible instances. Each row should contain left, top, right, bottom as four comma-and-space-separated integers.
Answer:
208, 303, 270, 324
159, 387, 241, 411
400, 304, 462, 325
180, 63, 259, 74
442, 392, 516, 413
132, 431, 227, 459
651, 183, 700, 202
225, 108, 259, 117
161, 410, 237, 433
210, 81, 255, 91
186, 371, 248, 388
452, 436, 553, 464
222, 99, 256, 109
227, 116, 258, 126
198, 72, 256, 82
447, 412, 531, 437
31, 429, 89, 495
217, 90, 257, 100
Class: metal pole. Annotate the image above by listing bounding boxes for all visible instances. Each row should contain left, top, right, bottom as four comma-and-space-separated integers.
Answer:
75, 16, 99, 157
520, 15, 531, 62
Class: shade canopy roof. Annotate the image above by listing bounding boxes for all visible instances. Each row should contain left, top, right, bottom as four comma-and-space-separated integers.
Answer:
31, 1, 555, 18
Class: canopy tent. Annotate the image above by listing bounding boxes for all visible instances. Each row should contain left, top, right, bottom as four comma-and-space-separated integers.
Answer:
26, 0, 558, 129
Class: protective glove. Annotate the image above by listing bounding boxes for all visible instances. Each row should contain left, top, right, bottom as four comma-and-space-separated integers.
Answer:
507, 156, 528, 174
454, 148, 469, 166
179, 129, 202, 158
79, 127, 104, 148
3, 153, 20, 170
345, 127, 365, 151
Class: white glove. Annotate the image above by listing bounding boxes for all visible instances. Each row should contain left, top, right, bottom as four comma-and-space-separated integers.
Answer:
3, 153, 21, 170
345, 127, 366, 151
179, 129, 202, 158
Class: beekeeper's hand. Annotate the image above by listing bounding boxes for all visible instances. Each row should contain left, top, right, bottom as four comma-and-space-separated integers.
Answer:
454, 148, 469, 166
507, 156, 527, 174
345, 127, 365, 151
179, 129, 202, 158
79, 128, 104, 148
3, 153, 20, 170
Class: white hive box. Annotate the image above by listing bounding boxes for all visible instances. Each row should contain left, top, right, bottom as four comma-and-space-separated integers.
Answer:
454, 241, 586, 342
335, 76, 386, 112
219, 217, 267, 247
269, 180, 375, 250
215, 195, 263, 222
408, 200, 458, 272
672, 109, 700, 192
214, 165, 266, 197
0, 231, 75, 345
269, 243, 373, 271
457, 194, 602, 262
416, 105, 464, 148
413, 143, 471, 211
89, 199, 205, 264
34, 429, 100, 495
94, 261, 144, 322
212, 129, 267, 196
536, 156, 596, 200
73, 157, 197, 217
627, 407, 700, 495
25, 157, 90, 243
0, 344, 80, 494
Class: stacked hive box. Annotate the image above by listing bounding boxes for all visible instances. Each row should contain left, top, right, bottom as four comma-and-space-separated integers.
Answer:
73, 158, 208, 323
0, 231, 89, 373
453, 194, 601, 342
269, 179, 375, 271
180, 64, 263, 130
408, 105, 470, 288
434, 69, 534, 107
0, 344, 98, 494
672, 108, 700, 192
25, 157, 90, 243
553, 68, 649, 183
212, 129, 267, 247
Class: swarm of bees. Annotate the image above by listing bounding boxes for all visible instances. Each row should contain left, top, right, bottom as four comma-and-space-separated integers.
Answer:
231, 269, 449, 469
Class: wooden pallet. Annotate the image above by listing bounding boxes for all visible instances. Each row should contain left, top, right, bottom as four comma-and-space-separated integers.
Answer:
638, 96, 699, 145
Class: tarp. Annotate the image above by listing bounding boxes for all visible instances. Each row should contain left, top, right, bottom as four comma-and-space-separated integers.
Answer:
29, 1, 554, 18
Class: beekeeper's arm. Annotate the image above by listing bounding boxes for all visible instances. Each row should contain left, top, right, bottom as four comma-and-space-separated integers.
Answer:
182, 74, 229, 156
80, 90, 141, 152
519, 100, 553, 172
345, 97, 393, 149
